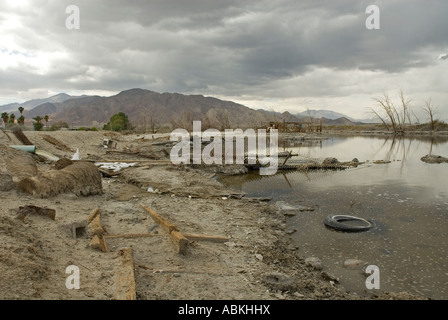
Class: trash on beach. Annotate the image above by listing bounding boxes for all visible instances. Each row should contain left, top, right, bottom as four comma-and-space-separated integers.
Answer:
95, 162, 137, 172
71, 148, 81, 160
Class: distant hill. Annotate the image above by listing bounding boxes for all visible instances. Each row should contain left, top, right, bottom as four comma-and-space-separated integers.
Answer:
38, 89, 306, 128
0, 93, 86, 115
2, 89, 367, 128
297, 109, 356, 121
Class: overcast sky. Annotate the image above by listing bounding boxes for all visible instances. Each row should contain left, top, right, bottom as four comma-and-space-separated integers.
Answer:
1, 0, 447, 120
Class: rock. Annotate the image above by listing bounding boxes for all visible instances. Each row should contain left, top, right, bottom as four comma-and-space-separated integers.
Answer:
255, 254, 263, 261
262, 272, 296, 292
320, 271, 339, 283
352, 158, 359, 163
322, 157, 339, 165
305, 257, 323, 270
276, 201, 314, 212
0, 172, 14, 191
344, 259, 368, 269
421, 154, 448, 163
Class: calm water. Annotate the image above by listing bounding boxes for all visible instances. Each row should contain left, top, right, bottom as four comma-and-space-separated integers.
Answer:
220, 135, 448, 299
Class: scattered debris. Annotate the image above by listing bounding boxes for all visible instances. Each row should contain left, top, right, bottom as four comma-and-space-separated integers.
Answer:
71, 148, 81, 160
103, 139, 117, 149
95, 162, 137, 173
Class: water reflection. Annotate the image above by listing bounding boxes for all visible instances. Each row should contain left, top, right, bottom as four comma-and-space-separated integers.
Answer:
220, 135, 448, 299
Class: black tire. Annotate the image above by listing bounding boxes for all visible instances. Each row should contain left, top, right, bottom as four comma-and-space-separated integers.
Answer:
324, 215, 375, 232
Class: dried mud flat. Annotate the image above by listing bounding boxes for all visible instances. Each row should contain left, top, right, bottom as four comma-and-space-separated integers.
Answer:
0, 130, 425, 300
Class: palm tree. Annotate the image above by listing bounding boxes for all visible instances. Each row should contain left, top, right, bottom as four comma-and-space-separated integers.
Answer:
44, 115, 50, 128
9, 113, 16, 124
32, 116, 44, 131
18, 106, 24, 115
1, 112, 9, 126
17, 115, 25, 125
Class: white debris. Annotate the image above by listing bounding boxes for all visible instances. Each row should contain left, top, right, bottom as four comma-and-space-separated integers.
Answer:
71, 148, 81, 160
94, 162, 137, 172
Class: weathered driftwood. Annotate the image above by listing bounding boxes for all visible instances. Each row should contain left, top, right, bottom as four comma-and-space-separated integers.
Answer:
141, 204, 189, 254
87, 214, 106, 237
182, 233, 230, 243
86, 207, 101, 224
104, 233, 159, 239
114, 247, 136, 300
18, 161, 102, 198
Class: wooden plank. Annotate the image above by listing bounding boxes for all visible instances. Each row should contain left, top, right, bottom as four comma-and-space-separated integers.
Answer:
140, 204, 179, 234
105, 233, 160, 239
114, 247, 136, 300
140, 204, 189, 254
182, 233, 229, 243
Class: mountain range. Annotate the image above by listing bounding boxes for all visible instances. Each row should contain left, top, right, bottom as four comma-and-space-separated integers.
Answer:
1, 89, 370, 128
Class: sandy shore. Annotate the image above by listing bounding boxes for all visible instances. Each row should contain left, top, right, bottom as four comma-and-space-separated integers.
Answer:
0, 129, 427, 300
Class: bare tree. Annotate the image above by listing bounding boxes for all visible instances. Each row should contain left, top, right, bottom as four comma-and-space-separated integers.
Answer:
216, 110, 231, 131
423, 98, 439, 131
369, 90, 411, 135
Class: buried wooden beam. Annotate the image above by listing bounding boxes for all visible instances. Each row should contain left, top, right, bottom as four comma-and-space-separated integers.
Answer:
182, 233, 229, 243
104, 233, 160, 239
140, 204, 189, 254
114, 247, 136, 300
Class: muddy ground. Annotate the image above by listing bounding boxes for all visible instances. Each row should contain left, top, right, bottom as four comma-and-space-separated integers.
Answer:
0, 129, 426, 300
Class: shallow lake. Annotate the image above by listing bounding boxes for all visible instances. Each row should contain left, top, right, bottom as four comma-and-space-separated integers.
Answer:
219, 135, 448, 299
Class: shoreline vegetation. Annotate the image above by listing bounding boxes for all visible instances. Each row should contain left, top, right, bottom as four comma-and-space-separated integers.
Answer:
0, 128, 440, 300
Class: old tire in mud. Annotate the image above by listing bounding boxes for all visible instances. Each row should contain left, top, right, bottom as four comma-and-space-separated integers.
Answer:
324, 215, 374, 232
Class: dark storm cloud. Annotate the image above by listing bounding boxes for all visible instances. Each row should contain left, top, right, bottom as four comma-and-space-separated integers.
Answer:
1, 0, 447, 111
